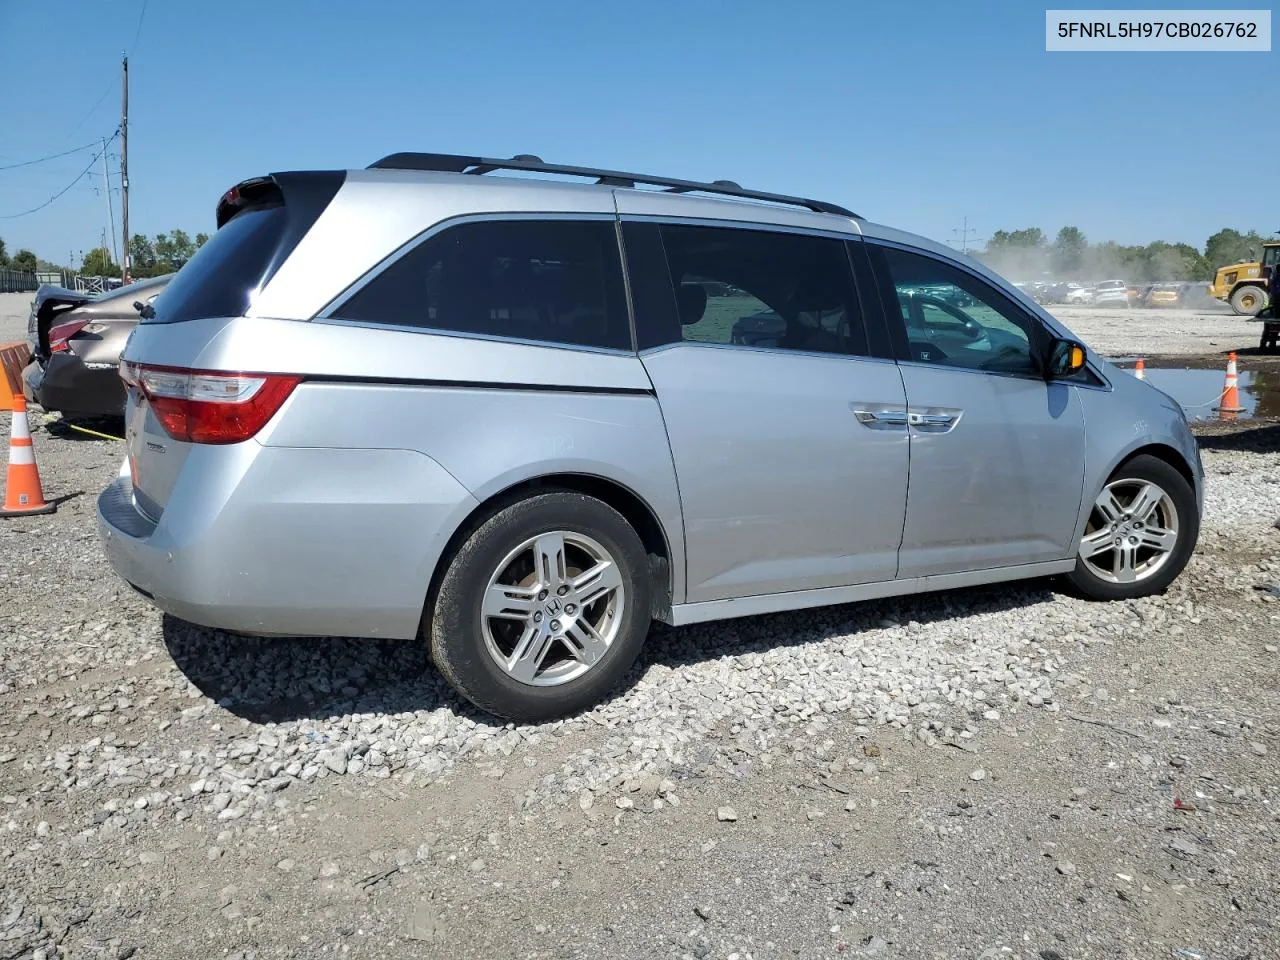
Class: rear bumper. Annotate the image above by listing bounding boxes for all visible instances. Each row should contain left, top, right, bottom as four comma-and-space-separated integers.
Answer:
96, 445, 479, 639
29, 352, 125, 417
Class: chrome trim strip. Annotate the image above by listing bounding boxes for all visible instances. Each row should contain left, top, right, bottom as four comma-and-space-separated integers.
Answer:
311, 316, 635, 357
302, 374, 651, 396
619, 212, 861, 243
637, 340, 900, 365
666, 558, 1075, 626
895, 359, 1045, 383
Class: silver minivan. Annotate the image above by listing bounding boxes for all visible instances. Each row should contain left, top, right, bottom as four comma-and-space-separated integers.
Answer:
98, 153, 1202, 720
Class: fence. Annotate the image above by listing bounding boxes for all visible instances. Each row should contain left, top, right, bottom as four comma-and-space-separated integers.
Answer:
35, 270, 85, 291
0, 269, 39, 294
2, 270, 119, 296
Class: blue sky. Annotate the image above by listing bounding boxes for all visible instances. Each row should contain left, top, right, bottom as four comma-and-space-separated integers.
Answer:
1, 1, 1276, 266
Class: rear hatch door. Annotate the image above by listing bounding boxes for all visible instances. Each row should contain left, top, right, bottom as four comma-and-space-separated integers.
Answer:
121, 170, 344, 518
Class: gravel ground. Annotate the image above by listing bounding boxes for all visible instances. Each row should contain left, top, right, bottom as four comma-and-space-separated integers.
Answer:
1, 290, 1279, 959
1045, 304, 1264, 358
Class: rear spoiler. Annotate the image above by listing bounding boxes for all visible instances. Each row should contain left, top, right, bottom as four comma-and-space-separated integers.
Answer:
215, 176, 285, 229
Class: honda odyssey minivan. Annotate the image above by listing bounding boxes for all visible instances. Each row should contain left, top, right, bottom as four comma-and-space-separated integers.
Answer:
98, 153, 1202, 721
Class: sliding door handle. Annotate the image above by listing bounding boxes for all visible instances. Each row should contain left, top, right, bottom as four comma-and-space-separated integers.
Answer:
850, 405, 909, 429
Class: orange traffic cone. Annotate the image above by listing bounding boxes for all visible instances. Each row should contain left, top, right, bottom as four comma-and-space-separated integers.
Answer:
1215, 352, 1246, 414
1, 395, 55, 517
1133, 358, 1146, 380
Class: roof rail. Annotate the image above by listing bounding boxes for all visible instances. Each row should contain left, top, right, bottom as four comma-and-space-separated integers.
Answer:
366, 152, 859, 219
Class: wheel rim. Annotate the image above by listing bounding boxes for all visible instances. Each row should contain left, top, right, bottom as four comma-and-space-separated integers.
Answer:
480, 530, 626, 687
1078, 478, 1180, 584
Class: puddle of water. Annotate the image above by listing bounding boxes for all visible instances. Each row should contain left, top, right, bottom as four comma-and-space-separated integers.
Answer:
1110, 364, 1273, 420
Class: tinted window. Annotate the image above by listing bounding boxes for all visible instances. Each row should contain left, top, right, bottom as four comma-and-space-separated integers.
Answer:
336, 219, 631, 351
147, 207, 286, 324
875, 246, 1043, 375
147, 171, 343, 324
657, 224, 866, 357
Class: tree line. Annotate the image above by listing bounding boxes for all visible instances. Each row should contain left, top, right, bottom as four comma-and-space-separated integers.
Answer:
0, 238, 39, 272
126, 230, 210, 278
0, 230, 208, 279
978, 226, 1274, 283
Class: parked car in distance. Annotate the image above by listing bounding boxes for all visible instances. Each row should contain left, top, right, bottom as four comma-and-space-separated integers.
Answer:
1039, 282, 1079, 305
1092, 279, 1130, 307
98, 153, 1203, 722
1065, 285, 1095, 304
23, 274, 172, 420
1177, 281, 1220, 311
1144, 282, 1183, 308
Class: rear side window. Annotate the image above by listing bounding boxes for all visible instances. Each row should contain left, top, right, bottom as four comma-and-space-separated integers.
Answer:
334, 219, 631, 351
657, 224, 867, 357
146, 171, 344, 325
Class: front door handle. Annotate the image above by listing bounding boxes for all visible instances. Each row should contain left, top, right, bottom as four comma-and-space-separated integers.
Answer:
907, 407, 964, 432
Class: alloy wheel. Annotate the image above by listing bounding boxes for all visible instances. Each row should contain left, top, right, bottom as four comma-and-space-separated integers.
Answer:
480, 531, 626, 686
1078, 478, 1180, 584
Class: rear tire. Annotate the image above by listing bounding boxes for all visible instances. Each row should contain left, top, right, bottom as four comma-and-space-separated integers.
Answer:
1229, 285, 1266, 317
1065, 455, 1198, 601
428, 491, 653, 722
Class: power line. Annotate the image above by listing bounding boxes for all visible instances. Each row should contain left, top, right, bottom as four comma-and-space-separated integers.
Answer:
55, 0, 147, 144
0, 130, 120, 220
0, 139, 103, 172
62, 81, 116, 143
130, 0, 150, 54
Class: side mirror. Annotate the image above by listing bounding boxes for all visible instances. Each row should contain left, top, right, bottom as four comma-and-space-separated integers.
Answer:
1045, 338, 1087, 380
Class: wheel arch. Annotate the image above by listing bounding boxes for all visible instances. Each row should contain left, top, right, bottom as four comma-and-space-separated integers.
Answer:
1097, 442, 1200, 508
1118, 443, 1197, 497
422, 472, 678, 636
1073, 440, 1201, 548
1231, 279, 1267, 295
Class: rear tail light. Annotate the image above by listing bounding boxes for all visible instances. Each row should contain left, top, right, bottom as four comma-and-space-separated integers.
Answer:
48, 318, 91, 353
126, 363, 300, 444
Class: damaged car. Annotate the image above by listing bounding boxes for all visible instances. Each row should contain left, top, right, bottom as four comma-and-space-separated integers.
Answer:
23, 274, 172, 421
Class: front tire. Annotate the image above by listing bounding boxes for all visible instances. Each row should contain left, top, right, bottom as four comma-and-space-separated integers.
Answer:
1066, 455, 1198, 601
1229, 285, 1266, 317
428, 491, 653, 722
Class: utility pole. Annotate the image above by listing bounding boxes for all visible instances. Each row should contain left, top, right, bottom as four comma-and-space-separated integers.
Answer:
120, 54, 130, 284
951, 216, 982, 255
101, 137, 119, 269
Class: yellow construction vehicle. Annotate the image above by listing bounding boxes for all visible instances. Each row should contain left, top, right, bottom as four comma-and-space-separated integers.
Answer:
1208, 240, 1278, 315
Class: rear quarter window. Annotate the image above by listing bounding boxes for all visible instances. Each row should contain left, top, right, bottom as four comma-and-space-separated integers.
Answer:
331, 218, 632, 351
